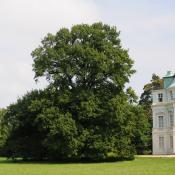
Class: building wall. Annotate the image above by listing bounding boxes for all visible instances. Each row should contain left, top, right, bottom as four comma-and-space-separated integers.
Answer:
152, 89, 175, 155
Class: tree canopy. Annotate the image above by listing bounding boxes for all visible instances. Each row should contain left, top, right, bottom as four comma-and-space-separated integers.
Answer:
2, 23, 150, 161
32, 23, 135, 92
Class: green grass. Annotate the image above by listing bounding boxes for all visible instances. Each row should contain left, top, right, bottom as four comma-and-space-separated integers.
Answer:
0, 157, 174, 175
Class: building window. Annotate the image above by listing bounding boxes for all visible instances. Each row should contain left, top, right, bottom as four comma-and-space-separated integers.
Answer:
159, 137, 164, 149
170, 90, 173, 100
158, 116, 164, 128
158, 93, 163, 102
170, 114, 174, 127
170, 136, 173, 148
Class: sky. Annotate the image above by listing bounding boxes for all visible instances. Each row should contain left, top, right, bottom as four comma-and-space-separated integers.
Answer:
1, 0, 175, 108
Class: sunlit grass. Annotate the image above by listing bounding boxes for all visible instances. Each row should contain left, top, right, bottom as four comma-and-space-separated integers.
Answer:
0, 157, 174, 175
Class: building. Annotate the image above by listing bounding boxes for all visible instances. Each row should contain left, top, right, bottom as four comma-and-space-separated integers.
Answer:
152, 71, 175, 155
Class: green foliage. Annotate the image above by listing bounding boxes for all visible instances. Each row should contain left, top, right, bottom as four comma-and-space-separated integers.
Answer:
4, 88, 139, 161
4, 90, 49, 159
130, 106, 151, 154
36, 107, 78, 160
139, 74, 163, 114
0, 108, 9, 154
139, 74, 163, 153
2, 23, 150, 161
32, 22, 135, 91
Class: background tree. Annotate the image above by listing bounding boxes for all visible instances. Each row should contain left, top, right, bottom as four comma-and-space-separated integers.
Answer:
0, 108, 8, 155
139, 74, 163, 153
124, 87, 150, 154
139, 74, 163, 115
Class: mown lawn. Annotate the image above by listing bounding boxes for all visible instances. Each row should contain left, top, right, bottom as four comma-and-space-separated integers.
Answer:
0, 157, 174, 175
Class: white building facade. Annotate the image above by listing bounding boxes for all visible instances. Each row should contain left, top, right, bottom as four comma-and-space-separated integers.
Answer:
152, 71, 175, 154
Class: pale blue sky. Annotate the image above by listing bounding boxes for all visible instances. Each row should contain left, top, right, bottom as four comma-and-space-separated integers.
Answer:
96, 0, 175, 95
1, 0, 175, 107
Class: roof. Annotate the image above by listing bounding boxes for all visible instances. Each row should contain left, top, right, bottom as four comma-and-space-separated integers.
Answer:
167, 78, 175, 89
164, 71, 175, 78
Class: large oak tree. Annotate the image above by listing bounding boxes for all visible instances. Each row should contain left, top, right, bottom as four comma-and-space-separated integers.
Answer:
3, 23, 149, 161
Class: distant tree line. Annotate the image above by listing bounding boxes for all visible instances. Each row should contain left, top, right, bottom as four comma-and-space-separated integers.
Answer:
0, 23, 161, 162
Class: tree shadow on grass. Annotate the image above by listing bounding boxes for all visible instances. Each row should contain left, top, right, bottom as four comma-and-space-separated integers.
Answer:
0, 157, 132, 165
